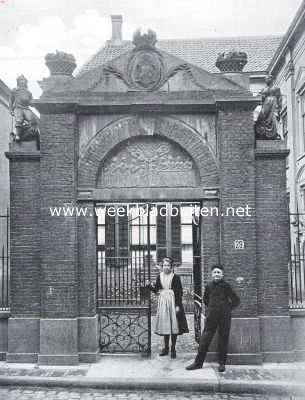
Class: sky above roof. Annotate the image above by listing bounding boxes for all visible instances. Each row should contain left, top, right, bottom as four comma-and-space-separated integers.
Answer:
0, 0, 302, 97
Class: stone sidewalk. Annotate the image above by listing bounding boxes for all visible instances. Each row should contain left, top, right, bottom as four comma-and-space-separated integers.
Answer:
0, 356, 304, 397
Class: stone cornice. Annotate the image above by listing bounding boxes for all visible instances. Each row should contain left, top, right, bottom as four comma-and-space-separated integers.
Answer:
34, 91, 258, 114
5, 151, 40, 161
34, 100, 217, 115
77, 187, 220, 201
216, 97, 260, 111
255, 140, 289, 158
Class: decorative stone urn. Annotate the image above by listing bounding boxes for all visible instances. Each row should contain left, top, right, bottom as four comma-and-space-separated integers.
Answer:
215, 51, 248, 73
45, 50, 76, 76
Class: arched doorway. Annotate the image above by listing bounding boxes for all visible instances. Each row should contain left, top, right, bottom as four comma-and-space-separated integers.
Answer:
77, 116, 219, 354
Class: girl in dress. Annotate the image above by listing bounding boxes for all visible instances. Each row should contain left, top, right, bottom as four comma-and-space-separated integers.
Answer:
148, 257, 189, 358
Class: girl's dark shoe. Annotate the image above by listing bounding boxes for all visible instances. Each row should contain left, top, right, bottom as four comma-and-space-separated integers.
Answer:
159, 348, 169, 356
218, 364, 226, 372
171, 349, 176, 359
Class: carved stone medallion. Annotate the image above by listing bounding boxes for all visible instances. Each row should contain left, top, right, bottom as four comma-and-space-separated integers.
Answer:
127, 50, 163, 91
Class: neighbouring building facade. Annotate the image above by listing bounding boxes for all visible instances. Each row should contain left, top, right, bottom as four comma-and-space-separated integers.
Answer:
0, 79, 10, 214
0, 79, 10, 323
268, 1, 305, 324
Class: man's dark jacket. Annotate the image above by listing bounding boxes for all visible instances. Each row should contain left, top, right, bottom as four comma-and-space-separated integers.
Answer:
203, 280, 240, 314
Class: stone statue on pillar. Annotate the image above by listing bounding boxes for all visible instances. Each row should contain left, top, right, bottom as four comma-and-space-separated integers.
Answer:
9, 75, 40, 149
254, 75, 282, 140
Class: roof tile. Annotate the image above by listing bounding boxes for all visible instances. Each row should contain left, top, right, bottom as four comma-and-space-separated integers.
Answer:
77, 35, 282, 76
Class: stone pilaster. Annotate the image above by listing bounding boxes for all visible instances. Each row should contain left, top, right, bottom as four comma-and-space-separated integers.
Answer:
214, 103, 261, 364
77, 201, 99, 362
5, 141, 40, 363
38, 113, 79, 365
256, 140, 293, 362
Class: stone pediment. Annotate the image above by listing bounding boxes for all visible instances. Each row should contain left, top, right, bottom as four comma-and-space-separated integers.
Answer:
49, 31, 249, 95
77, 51, 246, 94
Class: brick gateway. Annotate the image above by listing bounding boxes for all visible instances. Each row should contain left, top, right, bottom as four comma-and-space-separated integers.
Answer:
4, 30, 301, 364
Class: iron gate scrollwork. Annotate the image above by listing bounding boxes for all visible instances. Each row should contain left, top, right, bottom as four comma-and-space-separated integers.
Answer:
97, 204, 152, 354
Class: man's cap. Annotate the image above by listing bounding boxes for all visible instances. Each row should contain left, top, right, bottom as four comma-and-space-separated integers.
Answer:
211, 264, 224, 271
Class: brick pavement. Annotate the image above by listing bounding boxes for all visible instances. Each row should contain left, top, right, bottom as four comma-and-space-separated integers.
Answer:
0, 387, 301, 400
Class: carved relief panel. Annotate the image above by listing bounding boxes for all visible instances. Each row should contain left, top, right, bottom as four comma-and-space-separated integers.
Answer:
97, 137, 199, 188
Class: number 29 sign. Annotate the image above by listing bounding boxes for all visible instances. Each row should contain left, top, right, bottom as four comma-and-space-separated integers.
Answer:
234, 240, 245, 249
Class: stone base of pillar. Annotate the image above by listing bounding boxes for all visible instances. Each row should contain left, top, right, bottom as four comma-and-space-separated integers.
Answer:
79, 350, 100, 363
207, 317, 262, 364
260, 315, 294, 362
0, 314, 9, 361
39, 318, 78, 366
293, 350, 305, 361
290, 310, 305, 361
7, 317, 40, 363
78, 315, 100, 363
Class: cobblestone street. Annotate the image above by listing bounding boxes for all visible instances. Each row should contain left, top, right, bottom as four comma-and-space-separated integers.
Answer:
0, 387, 302, 400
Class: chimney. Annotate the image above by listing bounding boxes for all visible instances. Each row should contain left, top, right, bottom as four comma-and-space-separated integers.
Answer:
111, 15, 122, 44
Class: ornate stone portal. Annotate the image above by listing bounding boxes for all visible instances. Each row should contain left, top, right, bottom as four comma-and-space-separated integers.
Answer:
4, 24, 295, 366
97, 137, 198, 188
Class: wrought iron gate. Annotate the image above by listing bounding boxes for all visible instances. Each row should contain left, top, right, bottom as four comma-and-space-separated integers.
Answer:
192, 211, 202, 343
96, 202, 203, 353
0, 208, 9, 311
289, 211, 305, 308
97, 204, 152, 354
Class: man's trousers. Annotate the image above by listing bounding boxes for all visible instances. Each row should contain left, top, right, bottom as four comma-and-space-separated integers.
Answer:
195, 308, 231, 366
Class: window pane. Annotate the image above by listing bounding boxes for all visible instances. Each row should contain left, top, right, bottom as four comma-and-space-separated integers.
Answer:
182, 244, 193, 263
172, 246, 182, 264
157, 210, 166, 247
171, 212, 181, 247
181, 225, 192, 244
149, 208, 157, 225
150, 226, 156, 245
96, 207, 105, 225
181, 206, 193, 224
157, 247, 167, 263
98, 226, 105, 245
131, 225, 139, 245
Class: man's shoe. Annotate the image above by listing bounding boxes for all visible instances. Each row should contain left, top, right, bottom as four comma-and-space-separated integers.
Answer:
159, 348, 169, 356
186, 362, 202, 370
218, 364, 226, 372
171, 349, 176, 359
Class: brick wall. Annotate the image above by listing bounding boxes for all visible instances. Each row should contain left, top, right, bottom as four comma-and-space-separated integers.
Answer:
8, 154, 40, 317
40, 113, 78, 318
218, 104, 258, 318
256, 142, 290, 316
